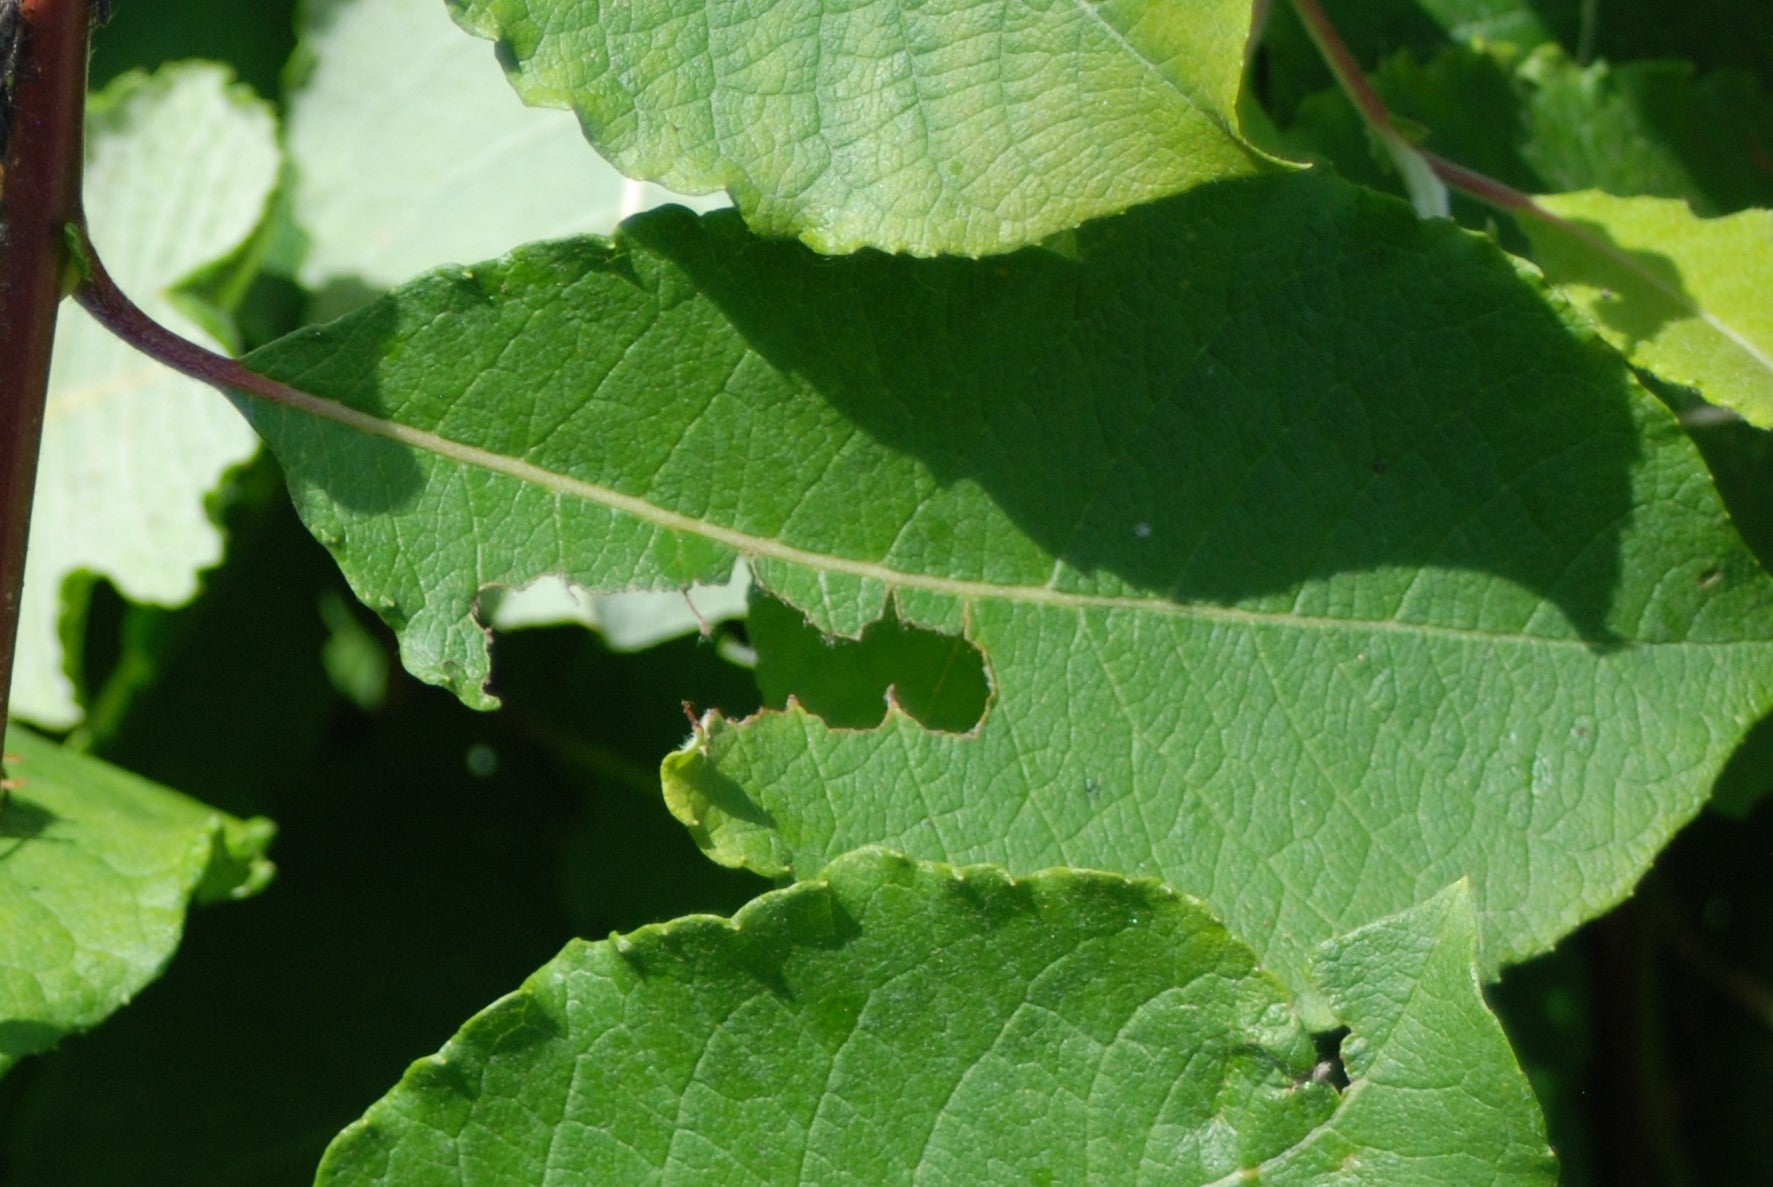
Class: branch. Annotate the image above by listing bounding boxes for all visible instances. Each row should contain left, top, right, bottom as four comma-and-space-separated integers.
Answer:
0, 0, 92, 741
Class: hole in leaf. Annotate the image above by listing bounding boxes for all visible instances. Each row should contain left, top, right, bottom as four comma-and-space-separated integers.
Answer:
1309, 1027, 1351, 1092
748, 593, 989, 733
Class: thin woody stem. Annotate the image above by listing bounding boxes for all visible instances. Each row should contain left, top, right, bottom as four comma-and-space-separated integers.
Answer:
0, 0, 92, 745
1282, 0, 1743, 365
1285, 0, 1390, 127
1286, 0, 1448, 217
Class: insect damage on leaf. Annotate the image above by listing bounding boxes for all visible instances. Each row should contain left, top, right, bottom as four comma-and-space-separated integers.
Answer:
748, 592, 991, 735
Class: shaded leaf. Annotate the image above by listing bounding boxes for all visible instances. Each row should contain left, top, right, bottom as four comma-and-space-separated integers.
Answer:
1256, 0, 1573, 121
1279, 44, 1773, 227
237, 171, 1773, 1007
446, 0, 1270, 256
12, 65, 278, 726
0, 727, 274, 1077
314, 851, 1552, 1186
1522, 191, 1773, 428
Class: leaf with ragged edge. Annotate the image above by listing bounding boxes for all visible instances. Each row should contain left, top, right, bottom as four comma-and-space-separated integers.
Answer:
286, 0, 725, 323
748, 590, 990, 733
1520, 192, 1773, 428
1262, 881, 1555, 1185
444, 0, 1270, 257
10, 65, 278, 727
288, 0, 740, 650
235, 170, 1773, 1010
313, 850, 1553, 1186
0, 727, 274, 1077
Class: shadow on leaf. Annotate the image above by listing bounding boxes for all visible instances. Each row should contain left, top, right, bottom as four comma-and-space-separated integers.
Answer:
629, 172, 1641, 645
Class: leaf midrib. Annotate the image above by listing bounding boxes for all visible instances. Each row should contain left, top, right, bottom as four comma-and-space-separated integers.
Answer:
248, 381, 1738, 652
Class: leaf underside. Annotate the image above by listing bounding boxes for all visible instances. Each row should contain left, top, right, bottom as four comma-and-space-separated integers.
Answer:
12, 65, 277, 727
445, 0, 1269, 256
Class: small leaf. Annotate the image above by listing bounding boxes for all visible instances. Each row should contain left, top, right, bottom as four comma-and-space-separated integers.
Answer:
11, 64, 278, 726
1522, 191, 1773, 428
445, 0, 1271, 256
0, 727, 275, 1077
314, 851, 1552, 1185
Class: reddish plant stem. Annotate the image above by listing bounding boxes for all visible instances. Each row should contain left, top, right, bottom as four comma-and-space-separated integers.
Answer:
0, 0, 90, 742
1283, 0, 1708, 326
1286, 0, 1391, 128
71, 229, 321, 411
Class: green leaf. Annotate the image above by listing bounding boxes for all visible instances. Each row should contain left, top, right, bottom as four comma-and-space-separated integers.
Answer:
313, 850, 1552, 1185
445, 0, 1271, 256
1520, 191, 1773, 428
1264, 882, 1556, 1185
286, 0, 738, 652
11, 65, 279, 727
286, 0, 724, 323
1509, 50, 1773, 215
0, 727, 275, 1077
238, 171, 1773, 1007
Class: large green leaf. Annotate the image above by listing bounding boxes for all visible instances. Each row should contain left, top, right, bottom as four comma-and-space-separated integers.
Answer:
286, 0, 741, 645
445, 0, 1269, 256
12, 65, 278, 727
0, 727, 274, 1077
314, 850, 1553, 1185
237, 171, 1773, 1005
1520, 191, 1773, 429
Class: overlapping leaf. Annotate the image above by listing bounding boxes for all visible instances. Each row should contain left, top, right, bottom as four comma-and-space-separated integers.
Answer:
237, 170, 1773, 1005
12, 65, 277, 726
0, 728, 274, 1077
1521, 192, 1773, 428
314, 851, 1553, 1186
445, 0, 1269, 256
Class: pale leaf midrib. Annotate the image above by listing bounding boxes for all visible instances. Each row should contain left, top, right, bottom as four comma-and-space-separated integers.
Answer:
259, 384, 1747, 652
